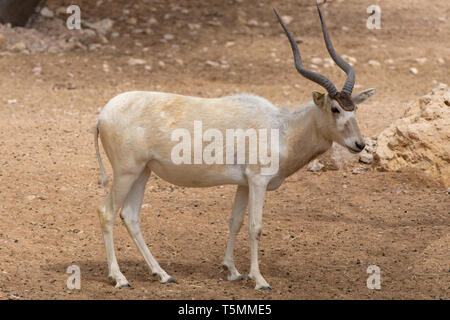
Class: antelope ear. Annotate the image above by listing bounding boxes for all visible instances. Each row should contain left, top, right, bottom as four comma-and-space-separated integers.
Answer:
351, 88, 376, 105
312, 91, 326, 108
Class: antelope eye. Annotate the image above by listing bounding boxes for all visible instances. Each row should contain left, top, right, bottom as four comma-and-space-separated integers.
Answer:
331, 107, 340, 114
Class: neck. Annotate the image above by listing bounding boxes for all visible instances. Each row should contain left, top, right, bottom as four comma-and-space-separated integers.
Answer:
279, 101, 332, 177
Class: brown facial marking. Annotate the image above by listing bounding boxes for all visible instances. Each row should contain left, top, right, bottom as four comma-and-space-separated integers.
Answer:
333, 92, 355, 111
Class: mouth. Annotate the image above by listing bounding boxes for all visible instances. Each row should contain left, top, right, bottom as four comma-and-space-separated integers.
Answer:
347, 146, 364, 154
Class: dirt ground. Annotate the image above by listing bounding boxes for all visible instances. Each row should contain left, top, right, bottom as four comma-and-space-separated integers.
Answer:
0, 0, 448, 300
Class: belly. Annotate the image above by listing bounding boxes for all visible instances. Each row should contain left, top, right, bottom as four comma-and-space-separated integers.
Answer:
148, 159, 247, 187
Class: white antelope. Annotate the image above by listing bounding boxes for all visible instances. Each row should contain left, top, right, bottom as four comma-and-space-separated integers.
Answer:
94, 5, 375, 290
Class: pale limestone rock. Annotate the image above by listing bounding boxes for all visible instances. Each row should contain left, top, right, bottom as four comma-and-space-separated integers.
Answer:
311, 57, 323, 65
14, 42, 27, 51
368, 60, 381, 67
374, 84, 450, 187
86, 18, 114, 35
317, 143, 359, 170
128, 58, 146, 66
359, 150, 373, 164
281, 15, 293, 25
40, 7, 54, 18
307, 159, 324, 172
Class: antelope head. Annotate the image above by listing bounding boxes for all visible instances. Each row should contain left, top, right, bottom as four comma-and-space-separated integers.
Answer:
275, 3, 375, 153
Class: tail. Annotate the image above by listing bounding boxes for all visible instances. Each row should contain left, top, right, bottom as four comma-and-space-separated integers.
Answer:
94, 120, 109, 187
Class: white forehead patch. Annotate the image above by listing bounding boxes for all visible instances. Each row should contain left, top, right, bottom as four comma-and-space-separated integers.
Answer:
337, 111, 355, 131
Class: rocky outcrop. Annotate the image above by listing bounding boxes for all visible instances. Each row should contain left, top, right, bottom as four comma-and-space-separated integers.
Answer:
374, 84, 450, 187
310, 138, 376, 172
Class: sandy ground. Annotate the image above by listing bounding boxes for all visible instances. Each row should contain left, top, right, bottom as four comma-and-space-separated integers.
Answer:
0, 0, 448, 299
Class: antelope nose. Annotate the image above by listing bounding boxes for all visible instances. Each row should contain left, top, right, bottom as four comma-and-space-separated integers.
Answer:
355, 141, 365, 151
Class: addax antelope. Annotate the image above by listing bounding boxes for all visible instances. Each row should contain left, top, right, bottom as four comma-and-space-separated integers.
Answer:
94, 4, 375, 290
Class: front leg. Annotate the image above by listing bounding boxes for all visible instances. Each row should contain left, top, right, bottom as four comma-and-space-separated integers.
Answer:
247, 176, 271, 290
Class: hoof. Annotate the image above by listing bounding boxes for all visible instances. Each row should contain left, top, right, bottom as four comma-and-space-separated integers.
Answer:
229, 275, 245, 281
166, 277, 177, 284
120, 283, 132, 288
259, 286, 272, 290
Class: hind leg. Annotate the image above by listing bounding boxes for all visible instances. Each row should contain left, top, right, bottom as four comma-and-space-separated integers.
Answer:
98, 166, 144, 287
222, 185, 248, 281
120, 167, 175, 284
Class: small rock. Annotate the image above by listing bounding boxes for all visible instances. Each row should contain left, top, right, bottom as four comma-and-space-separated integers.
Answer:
352, 167, 369, 174
247, 19, 259, 26
132, 28, 144, 35
437, 58, 445, 64
281, 15, 293, 25
364, 137, 377, 148
324, 57, 334, 67
341, 26, 349, 31
128, 58, 146, 66
7, 99, 17, 104
225, 41, 235, 48
47, 46, 58, 54
343, 55, 357, 65
205, 60, 220, 67
40, 7, 54, 18
26, 195, 36, 201
410, 67, 418, 75
368, 60, 381, 67
126, 17, 137, 25
0, 33, 4, 48
98, 34, 109, 44
88, 43, 101, 51
80, 29, 97, 45
311, 57, 323, 64
87, 18, 114, 35
359, 150, 373, 164
187, 23, 200, 30
163, 34, 175, 40
432, 83, 447, 92
307, 159, 324, 172
32, 66, 42, 75
415, 58, 427, 65
158, 61, 165, 68
385, 59, 394, 64
14, 42, 27, 51
82, 29, 97, 39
